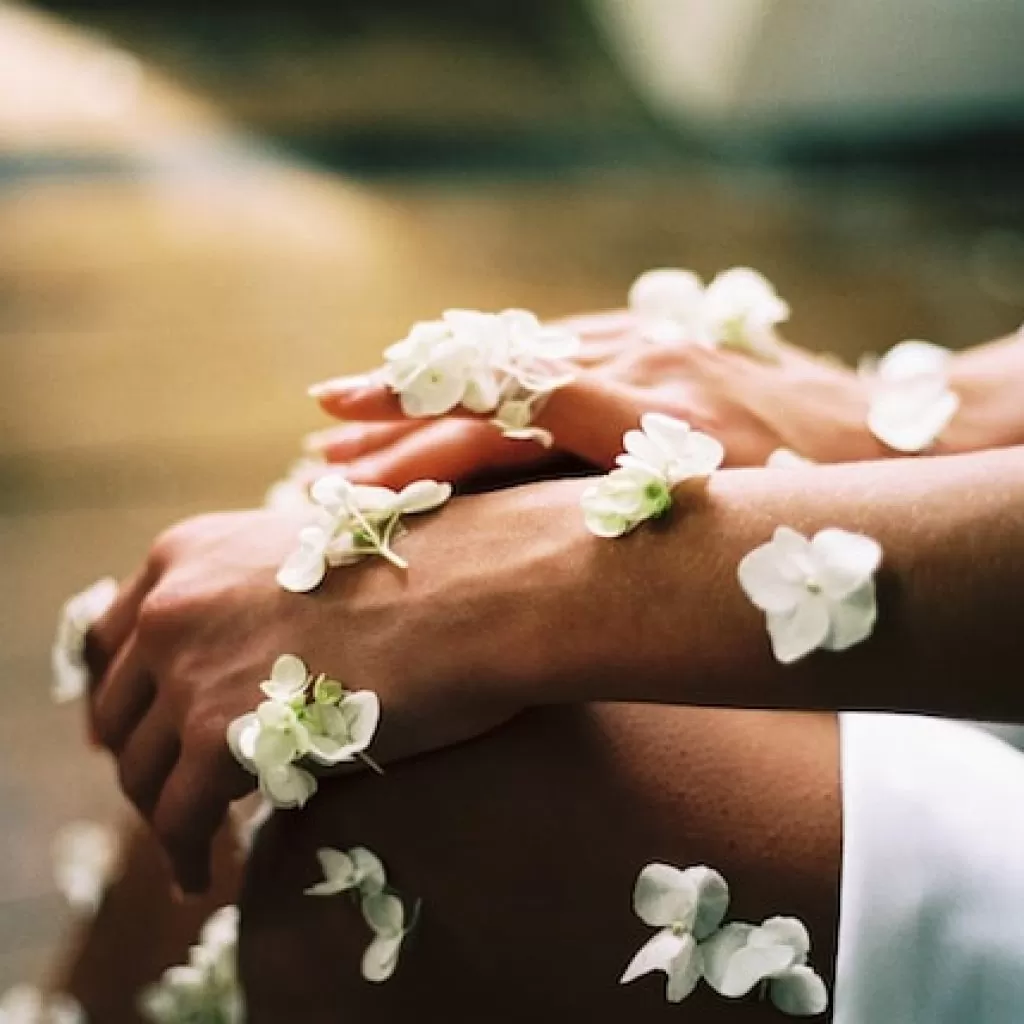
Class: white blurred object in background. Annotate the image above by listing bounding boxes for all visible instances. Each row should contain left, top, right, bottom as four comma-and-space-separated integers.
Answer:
591, 0, 1024, 142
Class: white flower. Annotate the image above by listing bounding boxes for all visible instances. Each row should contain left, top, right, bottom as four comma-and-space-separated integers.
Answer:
0, 987, 84, 1024
701, 916, 828, 1016
621, 864, 729, 1003
384, 308, 579, 443
629, 267, 788, 356
226, 655, 381, 810
51, 577, 117, 703
305, 846, 386, 897
51, 820, 119, 915
701, 267, 788, 358
361, 892, 416, 983
738, 526, 882, 664
229, 796, 273, 855
617, 413, 725, 487
628, 268, 705, 344
861, 339, 959, 453
766, 448, 814, 469
276, 475, 452, 590
581, 414, 724, 538
581, 465, 671, 539
140, 906, 243, 1024
303, 691, 381, 767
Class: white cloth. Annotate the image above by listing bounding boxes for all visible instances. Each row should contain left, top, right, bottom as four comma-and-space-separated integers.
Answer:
836, 713, 1024, 1024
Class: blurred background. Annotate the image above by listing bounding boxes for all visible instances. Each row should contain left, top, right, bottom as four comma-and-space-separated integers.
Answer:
1, 0, 1023, 1002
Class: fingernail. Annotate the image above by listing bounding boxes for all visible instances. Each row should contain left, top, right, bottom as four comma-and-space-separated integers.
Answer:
307, 374, 376, 399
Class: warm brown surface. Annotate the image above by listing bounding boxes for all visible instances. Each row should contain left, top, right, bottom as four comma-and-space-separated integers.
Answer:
1, 0, 1021, 999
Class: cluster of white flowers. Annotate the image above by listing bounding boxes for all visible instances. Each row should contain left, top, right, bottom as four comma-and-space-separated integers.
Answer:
383, 308, 580, 446
629, 266, 789, 358
139, 906, 242, 1024
580, 412, 724, 538
621, 863, 826, 1016
51, 577, 117, 703
860, 339, 959, 453
738, 526, 882, 664
227, 655, 380, 810
305, 847, 417, 983
0, 987, 83, 1024
51, 821, 119, 916
277, 474, 451, 591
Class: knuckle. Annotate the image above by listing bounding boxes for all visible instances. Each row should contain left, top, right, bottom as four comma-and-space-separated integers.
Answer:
136, 588, 188, 645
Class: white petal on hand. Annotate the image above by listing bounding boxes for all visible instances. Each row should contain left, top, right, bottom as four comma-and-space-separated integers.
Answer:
737, 545, 804, 615
260, 654, 309, 701
395, 480, 452, 514
665, 936, 703, 1003
362, 892, 405, 937
687, 866, 730, 940
700, 922, 755, 995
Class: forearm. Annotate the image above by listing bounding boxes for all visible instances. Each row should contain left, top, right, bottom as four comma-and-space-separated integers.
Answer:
550, 446, 1024, 722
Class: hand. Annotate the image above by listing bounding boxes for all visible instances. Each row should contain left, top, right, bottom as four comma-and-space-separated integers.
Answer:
305, 311, 887, 489
86, 483, 593, 892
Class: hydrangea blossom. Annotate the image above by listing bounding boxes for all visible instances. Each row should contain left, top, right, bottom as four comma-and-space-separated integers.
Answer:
139, 906, 242, 1024
0, 986, 84, 1024
305, 846, 386, 898
383, 308, 579, 444
51, 820, 119, 915
629, 266, 788, 358
227, 655, 381, 810
52, 577, 117, 703
701, 916, 828, 1016
620, 864, 730, 1003
361, 892, 419, 983
860, 339, 959, 453
737, 526, 882, 664
581, 414, 724, 538
276, 474, 451, 591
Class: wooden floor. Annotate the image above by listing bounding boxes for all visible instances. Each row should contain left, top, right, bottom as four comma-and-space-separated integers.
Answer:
1, 0, 1022, 998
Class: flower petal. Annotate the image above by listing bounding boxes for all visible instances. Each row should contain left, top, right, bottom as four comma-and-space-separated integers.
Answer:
737, 545, 804, 615
260, 654, 309, 701
260, 764, 317, 809
361, 933, 404, 983
811, 529, 882, 600
633, 863, 699, 929
700, 922, 755, 995
620, 928, 687, 985
767, 598, 831, 664
665, 935, 703, 1003
276, 544, 327, 593
398, 366, 467, 418
395, 480, 452, 514
362, 892, 405, 937
226, 713, 260, 771
349, 847, 387, 896
770, 965, 829, 1016
689, 866, 730, 940
754, 916, 810, 962
823, 582, 877, 652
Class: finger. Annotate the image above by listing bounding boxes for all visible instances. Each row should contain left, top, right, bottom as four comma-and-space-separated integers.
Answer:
151, 747, 245, 894
309, 373, 403, 421
115, 698, 181, 819
84, 560, 159, 683
91, 634, 156, 755
302, 419, 422, 463
535, 373, 644, 469
344, 417, 540, 490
